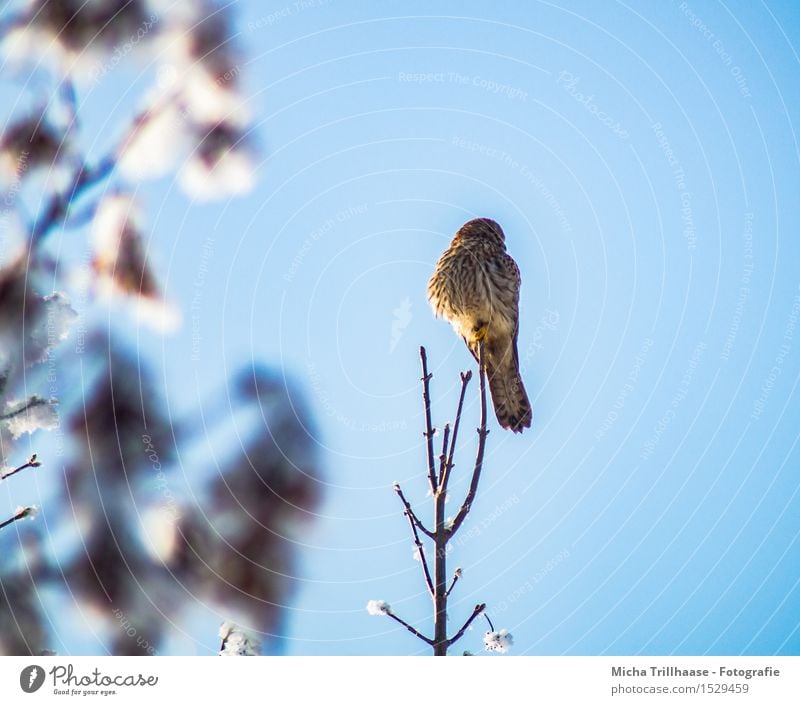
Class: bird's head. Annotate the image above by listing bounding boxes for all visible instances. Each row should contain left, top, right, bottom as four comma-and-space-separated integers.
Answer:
454, 218, 506, 247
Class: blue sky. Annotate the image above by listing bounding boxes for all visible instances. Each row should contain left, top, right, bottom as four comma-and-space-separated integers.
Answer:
4, 0, 800, 655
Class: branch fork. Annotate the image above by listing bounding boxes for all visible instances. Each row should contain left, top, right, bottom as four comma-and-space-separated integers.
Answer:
384, 344, 491, 655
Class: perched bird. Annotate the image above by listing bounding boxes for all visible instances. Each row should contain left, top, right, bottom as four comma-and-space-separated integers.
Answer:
427, 218, 532, 432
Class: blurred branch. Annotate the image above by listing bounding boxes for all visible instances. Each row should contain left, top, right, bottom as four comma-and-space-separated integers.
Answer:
63, 199, 101, 230
28, 89, 177, 248
29, 155, 115, 246
59, 77, 79, 134
0, 1, 277, 657
1, 396, 53, 421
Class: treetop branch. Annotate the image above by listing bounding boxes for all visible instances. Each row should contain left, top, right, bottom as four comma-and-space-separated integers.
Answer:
419, 347, 438, 494
440, 368, 472, 493
447, 341, 489, 537
437, 423, 450, 489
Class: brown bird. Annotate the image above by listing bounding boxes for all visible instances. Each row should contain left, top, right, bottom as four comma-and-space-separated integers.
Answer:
427, 218, 532, 432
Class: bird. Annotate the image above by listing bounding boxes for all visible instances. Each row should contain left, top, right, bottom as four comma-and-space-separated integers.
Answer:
427, 218, 532, 432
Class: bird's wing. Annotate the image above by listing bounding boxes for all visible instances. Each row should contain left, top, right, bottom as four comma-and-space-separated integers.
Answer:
501, 252, 522, 365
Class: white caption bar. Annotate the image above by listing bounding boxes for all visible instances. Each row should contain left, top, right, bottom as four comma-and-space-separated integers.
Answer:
1, 656, 797, 703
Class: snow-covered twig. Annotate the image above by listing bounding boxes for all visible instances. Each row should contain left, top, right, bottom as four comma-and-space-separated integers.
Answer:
445, 567, 462, 598
0, 454, 41, 481
0, 505, 39, 531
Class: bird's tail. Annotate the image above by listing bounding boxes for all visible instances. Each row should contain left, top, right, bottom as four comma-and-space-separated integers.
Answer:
484, 342, 532, 433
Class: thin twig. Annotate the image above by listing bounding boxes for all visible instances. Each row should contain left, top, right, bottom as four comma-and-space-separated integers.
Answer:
419, 347, 438, 494
447, 603, 486, 647
437, 423, 450, 486
386, 611, 433, 645
0, 506, 37, 530
445, 568, 461, 598
383, 346, 495, 655
447, 341, 489, 536
483, 612, 495, 633
440, 370, 472, 492
403, 510, 434, 597
0, 515, 22, 530
393, 483, 433, 538
1, 454, 40, 481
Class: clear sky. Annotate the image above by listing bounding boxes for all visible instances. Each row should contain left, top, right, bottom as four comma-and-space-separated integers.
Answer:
4, 0, 800, 656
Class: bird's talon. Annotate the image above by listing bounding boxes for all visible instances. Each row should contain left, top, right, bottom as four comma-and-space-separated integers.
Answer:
473, 324, 488, 342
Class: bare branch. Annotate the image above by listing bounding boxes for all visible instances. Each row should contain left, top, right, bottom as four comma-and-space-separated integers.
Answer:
0, 515, 22, 531
440, 369, 472, 492
445, 567, 462, 598
447, 603, 486, 648
419, 347, 438, 494
393, 483, 433, 538
437, 423, 450, 486
447, 341, 489, 537
381, 345, 495, 655
386, 610, 433, 645
433, 431, 449, 655
0, 505, 38, 531
1, 454, 41, 481
402, 509, 434, 597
